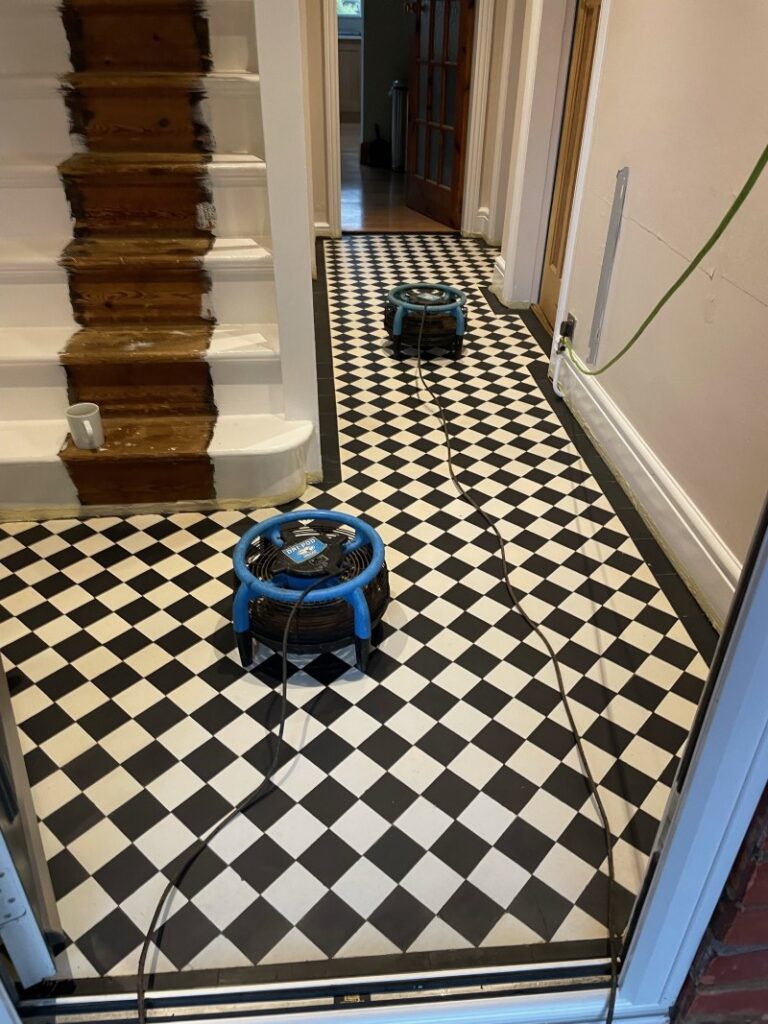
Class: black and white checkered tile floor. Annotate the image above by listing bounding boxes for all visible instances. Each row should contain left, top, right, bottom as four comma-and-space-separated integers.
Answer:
0, 235, 712, 982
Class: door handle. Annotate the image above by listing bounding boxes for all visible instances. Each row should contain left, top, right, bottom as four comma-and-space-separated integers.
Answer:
0, 754, 19, 823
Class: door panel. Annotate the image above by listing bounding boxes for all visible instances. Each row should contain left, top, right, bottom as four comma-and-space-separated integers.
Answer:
406, 0, 475, 229
539, 0, 601, 328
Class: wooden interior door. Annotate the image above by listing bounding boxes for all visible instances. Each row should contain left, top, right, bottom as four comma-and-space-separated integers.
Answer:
406, 0, 476, 230
538, 0, 601, 329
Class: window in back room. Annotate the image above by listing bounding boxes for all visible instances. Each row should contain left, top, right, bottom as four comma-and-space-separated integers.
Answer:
338, 0, 362, 38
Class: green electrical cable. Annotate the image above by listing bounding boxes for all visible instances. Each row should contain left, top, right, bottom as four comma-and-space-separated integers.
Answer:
563, 140, 768, 377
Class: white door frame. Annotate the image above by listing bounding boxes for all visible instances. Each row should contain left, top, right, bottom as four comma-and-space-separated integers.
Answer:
320, 0, 342, 238
460, 0, 496, 236
492, 0, 576, 305
321, 0, 497, 236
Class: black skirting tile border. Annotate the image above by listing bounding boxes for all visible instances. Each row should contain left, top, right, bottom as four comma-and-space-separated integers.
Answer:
313, 238, 342, 487
512, 305, 719, 664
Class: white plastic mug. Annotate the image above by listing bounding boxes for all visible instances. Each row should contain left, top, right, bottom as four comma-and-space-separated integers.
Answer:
67, 402, 104, 450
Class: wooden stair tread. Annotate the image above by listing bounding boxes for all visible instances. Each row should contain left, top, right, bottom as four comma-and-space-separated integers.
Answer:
62, 236, 212, 269
60, 153, 209, 177
62, 327, 211, 363
63, 71, 205, 89
60, 415, 215, 461
61, 0, 214, 10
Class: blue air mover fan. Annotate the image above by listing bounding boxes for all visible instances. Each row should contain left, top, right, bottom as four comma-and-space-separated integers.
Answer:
233, 511, 390, 672
384, 282, 468, 359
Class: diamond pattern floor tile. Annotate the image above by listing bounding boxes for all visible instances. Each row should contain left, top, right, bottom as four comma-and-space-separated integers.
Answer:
0, 235, 712, 980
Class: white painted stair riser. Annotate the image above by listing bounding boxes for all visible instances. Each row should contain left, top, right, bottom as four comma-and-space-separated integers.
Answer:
0, 327, 71, 421
0, 270, 75, 329
207, 324, 283, 416
0, 417, 313, 510
0, 244, 276, 328
203, 76, 263, 158
0, 323, 283, 421
0, 169, 72, 241
0, 420, 78, 508
207, 1, 259, 73
0, 360, 69, 421
0, 83, 73, 159
0, 9, 71, 76
0, 162, 269, 241
0, 75, 262, 160
0, 0, 257, 75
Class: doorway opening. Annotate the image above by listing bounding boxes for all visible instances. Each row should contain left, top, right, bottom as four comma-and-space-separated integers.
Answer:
338, 0, 473, 233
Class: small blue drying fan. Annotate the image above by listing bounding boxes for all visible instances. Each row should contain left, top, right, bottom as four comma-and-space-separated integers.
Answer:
233, 511, 390, 672
384, 282, 468, 359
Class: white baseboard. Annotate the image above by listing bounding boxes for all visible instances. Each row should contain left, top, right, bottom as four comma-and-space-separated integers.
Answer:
314, 221, 335, 238
491, 255, 505, 299
557, 356, 740, 628
463, 206, 503, 247
474, 205, 490, 238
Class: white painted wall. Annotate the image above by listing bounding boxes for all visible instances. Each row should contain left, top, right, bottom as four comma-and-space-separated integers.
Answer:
557, 0, 768, 619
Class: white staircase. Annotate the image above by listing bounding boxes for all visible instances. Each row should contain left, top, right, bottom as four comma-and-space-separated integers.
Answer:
0, 0, 320, 513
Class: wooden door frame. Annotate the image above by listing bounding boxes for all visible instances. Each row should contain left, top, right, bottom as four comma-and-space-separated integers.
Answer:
318, 0, 495, 237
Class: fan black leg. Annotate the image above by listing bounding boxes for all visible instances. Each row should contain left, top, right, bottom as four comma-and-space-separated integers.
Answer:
393, 337, 403, 359
236, 631, 254, 668
372, 622, 384, 647
355, 637, 371, 672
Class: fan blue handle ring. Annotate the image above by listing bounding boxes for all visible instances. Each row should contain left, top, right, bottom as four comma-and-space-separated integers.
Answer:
388, 282, 467, 339
233, 511, 386, 645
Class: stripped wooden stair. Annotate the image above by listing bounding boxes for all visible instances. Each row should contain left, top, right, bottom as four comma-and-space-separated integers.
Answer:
57, 0, 218, 504
0, 0, 317, 514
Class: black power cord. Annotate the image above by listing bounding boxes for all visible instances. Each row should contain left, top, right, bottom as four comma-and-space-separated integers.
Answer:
136, 311, 620, 1023
136, 573, 332, 1024
413, 307, 620, 1024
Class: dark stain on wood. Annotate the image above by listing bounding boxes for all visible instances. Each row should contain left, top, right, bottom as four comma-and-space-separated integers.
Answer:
57, 0, 219, 507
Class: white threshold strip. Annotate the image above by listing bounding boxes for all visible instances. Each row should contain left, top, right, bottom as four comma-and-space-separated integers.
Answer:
18, 957, 668, 1024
